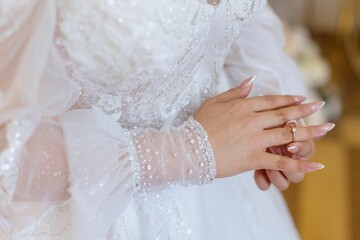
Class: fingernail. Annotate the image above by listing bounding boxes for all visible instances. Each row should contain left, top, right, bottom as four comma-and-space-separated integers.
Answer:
318, 123, 336, 135
293, 95, 306, 103
307, 163, 325, 172
287, 145, 299, 153
239, 76, 256, 89
310, 101, 325, 112
318, 123, 335, 136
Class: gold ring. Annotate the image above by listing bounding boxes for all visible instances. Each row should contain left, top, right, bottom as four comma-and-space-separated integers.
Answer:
284, 120, 298, 127
290, 126, 296, 142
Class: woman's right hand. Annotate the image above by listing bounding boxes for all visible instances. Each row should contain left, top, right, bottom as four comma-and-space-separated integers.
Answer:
194, 77, 333, 178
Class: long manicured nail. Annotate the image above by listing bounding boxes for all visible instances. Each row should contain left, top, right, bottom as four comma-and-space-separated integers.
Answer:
287, 145, 299, 153
310, 101, 325, 113
239, 76, 256, 89
318, 123, 336, 135
293, 96, 306, 103
307, 163, 325, 172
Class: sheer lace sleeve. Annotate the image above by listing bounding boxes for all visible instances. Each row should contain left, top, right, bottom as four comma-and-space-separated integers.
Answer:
0, 2, 217, 239
224, 5, 308, 97
1, 111, 216, 239
130, 117, 216, 194
54, 108, 216, 239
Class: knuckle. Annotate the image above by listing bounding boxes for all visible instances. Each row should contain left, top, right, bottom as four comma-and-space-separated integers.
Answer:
275, 109, 289, 123
276, 157, 287, 170
297, 160, 307, 172
266, 96, 277, 106
282, 128, 293, 142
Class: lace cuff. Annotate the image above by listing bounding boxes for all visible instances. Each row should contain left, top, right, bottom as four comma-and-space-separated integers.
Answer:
130, 117, 217, 194
182, 117, 217, 185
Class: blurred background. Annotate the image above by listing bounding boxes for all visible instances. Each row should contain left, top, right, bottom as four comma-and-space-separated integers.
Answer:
268, 0, 360, 239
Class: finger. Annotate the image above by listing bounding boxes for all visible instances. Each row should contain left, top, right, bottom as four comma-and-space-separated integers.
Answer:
244, 95, 306, 112
284, 140, 312, 183
261, 123, 335, 148
287, 140, 315, 160
266, 169, 290, 191
251, 152, 325, 173
212, 76, 255, 103
257, 101, 325, 128
254, 170, 271, 191
283, 171, 305, 184
282, 121, 301, 154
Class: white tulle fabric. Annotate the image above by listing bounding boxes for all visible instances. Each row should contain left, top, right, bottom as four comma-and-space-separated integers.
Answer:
0, 0, 304, 239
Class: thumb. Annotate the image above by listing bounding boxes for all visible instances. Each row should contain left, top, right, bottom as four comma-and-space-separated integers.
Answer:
213, 76, 256, 103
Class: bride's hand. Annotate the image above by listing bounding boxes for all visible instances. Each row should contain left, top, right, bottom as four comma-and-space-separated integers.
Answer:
254, 119, 322, 191
255, 138, 316, 191
194, 77, 333, 178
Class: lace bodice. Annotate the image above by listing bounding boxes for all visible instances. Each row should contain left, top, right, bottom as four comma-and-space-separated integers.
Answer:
56, 0, 266, 128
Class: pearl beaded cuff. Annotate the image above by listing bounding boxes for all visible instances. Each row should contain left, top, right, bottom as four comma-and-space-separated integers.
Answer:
129, 116, 217, 194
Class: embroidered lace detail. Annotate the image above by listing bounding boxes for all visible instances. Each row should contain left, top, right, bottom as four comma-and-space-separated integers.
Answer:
130, 116, 217, 196
57, 0, 266, 129
182, 117, 217, 185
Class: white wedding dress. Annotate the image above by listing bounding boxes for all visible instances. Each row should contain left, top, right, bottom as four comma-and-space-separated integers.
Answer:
0, 0, 306, 239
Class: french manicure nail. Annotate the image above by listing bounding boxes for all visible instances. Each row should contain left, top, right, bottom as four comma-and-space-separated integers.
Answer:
239, 76, 256, 89
319, 123, 336, 134
293, 95, 306, 103
310, 101, 325, 112
287, 145, 298, 153
307, 163, 325, 172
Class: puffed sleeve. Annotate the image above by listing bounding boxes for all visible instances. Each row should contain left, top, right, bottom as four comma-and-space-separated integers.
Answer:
224, 4, 308, 97
0, 2, 217, 239
0, 0, 78, 122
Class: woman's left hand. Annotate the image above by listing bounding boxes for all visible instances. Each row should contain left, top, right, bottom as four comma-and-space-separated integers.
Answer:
254, 121, 317, 191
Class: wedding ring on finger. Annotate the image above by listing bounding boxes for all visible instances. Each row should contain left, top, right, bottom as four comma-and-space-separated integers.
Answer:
290, 126, 296, 143
284, 120, 297, 127
284, 120, 297, 143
